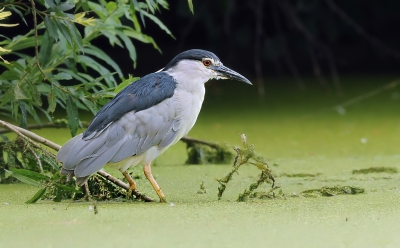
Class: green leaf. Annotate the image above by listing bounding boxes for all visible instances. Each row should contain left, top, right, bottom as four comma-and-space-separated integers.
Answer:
6, 36, 36, 52
114, 76, 140, 93
55, 2, 75, 12
5, 168, 50, 187
39, 31, 54, 67
55, 183, 82, 193
25, 81, 42, 106
0, 88, 14, 107
55, 20, 73, 48
123, 29, 160, 52
84, 46, 123, 77
187, 0, 194, 14
77, 55, 116, 87
140, 11, 175, 39
52, 72, 73, 81
25, 188, 47, 204
44, 16, 59, 41
47, 85, 57, 113
66, 95, 79, 137
115, 30, 137, 68
63, 20, 83, 51
14, 85, 29, 99
79, 96, 98, 115
45, 0, 56, 9
19, 102, 27, 128
146, 0, 156, 13
53, 186, 62, 202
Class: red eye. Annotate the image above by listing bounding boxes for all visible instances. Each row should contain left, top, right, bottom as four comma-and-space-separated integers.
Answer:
203, 59, 211, 67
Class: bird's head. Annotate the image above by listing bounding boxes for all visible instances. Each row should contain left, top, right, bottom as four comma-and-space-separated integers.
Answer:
162, 49, 252, 85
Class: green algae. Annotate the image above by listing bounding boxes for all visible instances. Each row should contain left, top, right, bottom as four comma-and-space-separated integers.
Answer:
1, 76, 400, 247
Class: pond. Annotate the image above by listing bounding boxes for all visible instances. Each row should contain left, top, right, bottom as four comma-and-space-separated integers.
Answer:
1, 76, 400, 247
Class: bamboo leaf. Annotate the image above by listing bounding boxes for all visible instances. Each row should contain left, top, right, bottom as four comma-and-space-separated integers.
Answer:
66, 95, 79, 137
25, 188, 47, 204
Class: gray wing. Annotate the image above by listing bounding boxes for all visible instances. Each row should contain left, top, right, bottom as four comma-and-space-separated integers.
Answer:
57, 98, 181, 178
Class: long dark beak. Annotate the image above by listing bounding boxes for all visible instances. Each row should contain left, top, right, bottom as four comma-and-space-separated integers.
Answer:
211, 65, 252, 85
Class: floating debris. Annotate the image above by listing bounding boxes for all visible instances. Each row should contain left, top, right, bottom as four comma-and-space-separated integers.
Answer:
352, 167, 398, 174
184, 139, 234, 165
196, 181, 207, 194
300, 186, 365, 197
281, 173, 321, 178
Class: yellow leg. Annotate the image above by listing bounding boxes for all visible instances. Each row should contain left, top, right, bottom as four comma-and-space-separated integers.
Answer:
119, 169, 155, 202
143, 162, 167, 202
120, 170, 137, 191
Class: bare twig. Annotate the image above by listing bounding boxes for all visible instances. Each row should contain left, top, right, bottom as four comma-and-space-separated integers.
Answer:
0, 123, 217, 151
0, 120, 61, 151
180, 136, 220, 149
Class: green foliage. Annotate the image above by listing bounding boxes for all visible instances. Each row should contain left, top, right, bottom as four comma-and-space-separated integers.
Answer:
0, 0, 173, 136
0, 136, 58, 184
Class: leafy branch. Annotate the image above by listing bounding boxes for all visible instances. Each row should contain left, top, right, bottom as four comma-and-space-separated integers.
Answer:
0, 0, 174, 136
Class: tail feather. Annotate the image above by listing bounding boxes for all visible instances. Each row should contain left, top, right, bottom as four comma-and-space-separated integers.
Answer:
57, 134, 83, 163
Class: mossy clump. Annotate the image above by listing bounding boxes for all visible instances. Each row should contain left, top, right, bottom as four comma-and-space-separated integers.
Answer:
216, 134, 277, 201
300, 186, 365, 198
352, 167, 398, 174
74, 175, 128, 201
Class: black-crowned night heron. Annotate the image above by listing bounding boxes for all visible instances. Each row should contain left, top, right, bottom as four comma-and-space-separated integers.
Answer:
57, 49, 251, 202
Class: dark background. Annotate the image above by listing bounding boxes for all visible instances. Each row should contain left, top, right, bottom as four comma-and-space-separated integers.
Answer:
120, 0, 400, 82
4, 0, 400, 90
